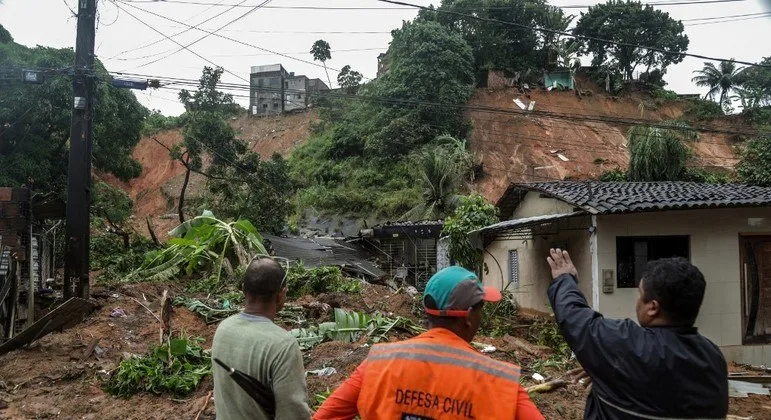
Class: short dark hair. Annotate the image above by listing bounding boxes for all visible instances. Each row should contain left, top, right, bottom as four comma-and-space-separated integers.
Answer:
243, 256, 285, 301
641, 258, 706, 325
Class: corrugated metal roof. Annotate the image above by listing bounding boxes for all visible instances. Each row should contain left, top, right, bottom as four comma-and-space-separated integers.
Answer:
499, 182, 771, 215
468, 212, 587, 248
263, 235, 386, 279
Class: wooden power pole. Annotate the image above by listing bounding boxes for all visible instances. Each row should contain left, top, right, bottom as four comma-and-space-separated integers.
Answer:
63, 0, 97, 300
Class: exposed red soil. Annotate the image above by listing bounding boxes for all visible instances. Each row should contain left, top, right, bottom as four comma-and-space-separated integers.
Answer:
469, 80, 744, 203
1, 281, 768, 419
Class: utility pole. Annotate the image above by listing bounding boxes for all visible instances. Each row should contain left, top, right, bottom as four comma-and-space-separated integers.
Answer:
63, 0, 97, 300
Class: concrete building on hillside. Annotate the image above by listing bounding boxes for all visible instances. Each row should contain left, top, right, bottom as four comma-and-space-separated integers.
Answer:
470, 182, 771, 365
249, 64, 329, 116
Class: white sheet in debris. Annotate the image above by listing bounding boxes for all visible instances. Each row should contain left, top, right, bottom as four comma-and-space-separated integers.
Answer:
728, 379, 771, 398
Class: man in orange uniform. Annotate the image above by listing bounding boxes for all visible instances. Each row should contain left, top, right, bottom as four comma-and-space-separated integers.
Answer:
314, 266, 544, 420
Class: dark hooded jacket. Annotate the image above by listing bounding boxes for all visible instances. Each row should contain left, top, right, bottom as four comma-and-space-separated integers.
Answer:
548, 274, 728, 419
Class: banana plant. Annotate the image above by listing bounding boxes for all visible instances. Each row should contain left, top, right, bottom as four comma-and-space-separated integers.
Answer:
129, 211, 267, 283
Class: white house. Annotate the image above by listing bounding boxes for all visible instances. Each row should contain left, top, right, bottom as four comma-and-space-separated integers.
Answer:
470, 182, 771, 365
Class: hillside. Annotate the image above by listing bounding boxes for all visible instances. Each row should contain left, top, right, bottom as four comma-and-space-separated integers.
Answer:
102, 110, 318, 236
112, 89, 747, 230
469, 81, 742, 203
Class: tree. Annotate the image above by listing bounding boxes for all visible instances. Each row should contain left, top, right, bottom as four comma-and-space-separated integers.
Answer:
204, 153, 294, 234
421, 0, 570, 81
365, 20, 475, 156
337, 65, 363, 94
691, 60, 745, 112
0, 24, 11, 44
442, 194, 499, 275
736, 57, 771, 109
310, 40, 332, 88
737, 136, 771, 187
573, 0, 689, 81
0, 35, 146, 195
171, 67, 245, 223
403, 145, 466, 220
627, 121, 696, 181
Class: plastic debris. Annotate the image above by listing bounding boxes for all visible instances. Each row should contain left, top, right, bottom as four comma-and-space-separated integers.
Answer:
513, 98, 527, 110
557, 154, 569, 162
532, 372, 545, 382
306, 367, 337, 377
110, 307, 126, 318
405, 286, 419, 297
480, 345, 496, 353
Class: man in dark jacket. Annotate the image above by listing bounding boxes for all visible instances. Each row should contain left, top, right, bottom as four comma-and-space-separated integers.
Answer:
546, 248, 728, 419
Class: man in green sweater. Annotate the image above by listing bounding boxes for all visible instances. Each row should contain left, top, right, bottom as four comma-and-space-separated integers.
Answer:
212, 256, 311, 419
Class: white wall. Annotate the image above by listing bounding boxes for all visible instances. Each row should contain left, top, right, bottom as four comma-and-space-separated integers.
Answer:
596, 208, 771, 365
511, 191, 575, 219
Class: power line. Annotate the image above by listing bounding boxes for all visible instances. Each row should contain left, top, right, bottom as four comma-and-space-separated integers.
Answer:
110, 0, 251, 83
685, 13, 771, 26
376, 0, 771, 69
106, 47, 385, 62
106, 0, 243, 60
119, 0, 751, 9
127, 0, 273, 70
125, 72, 768, 139
114, 0, 371, 81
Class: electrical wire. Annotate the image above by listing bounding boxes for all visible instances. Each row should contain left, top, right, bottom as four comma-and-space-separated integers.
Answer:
106, 0, 234, 59
119, 0, 751, 9
113, 0, 373, 80
110, 0, 252, 83
375, 0, 771, 69
115, 71, 770, 137
126, 0, 273, 71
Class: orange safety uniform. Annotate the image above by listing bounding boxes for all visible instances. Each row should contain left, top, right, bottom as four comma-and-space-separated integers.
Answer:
314, 328, 544, 420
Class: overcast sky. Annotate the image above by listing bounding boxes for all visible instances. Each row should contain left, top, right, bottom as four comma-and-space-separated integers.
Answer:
1, 0, 769, 115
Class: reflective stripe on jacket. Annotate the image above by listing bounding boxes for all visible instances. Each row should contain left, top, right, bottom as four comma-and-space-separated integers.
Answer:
356, 328, 523, 420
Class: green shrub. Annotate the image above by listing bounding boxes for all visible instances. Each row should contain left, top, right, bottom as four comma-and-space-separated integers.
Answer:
651, 88, 678, 101
685, 99, 723, 120
285, 263, 361, 299
105, 335, 211, 398
90, 233, 156, 284
599, 167, 627, 181
738, 136, 771, 187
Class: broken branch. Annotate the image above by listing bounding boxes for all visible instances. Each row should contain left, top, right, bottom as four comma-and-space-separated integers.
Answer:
129, 297, 162, 323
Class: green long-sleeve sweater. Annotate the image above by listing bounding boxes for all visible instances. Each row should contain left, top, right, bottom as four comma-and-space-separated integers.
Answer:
212, 312, 311, 420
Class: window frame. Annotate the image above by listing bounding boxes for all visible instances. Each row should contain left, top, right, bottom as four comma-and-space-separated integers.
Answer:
615, 235, 690, 288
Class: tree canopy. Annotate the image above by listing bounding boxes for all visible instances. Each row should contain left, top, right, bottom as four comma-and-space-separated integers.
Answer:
172, 67, 293, 232
0, 34, 146, 194
736, 57, 771, 109
691, 60, 745, 112
737, 136, 771, 187
420, 0, 572, 82
573, 0, 688, 81
290, 20, 475, 217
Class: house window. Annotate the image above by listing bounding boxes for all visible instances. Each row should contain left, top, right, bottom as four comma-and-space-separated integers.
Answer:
273, 102, 279, 109
297, 94, 302, 99
616, 236, 689, 288
284, 81, 289, 89
262, 104, 267, 109
509, 250, 519, 288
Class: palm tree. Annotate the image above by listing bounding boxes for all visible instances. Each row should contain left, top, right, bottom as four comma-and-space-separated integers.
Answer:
402, 144, 470, 221
310, 40, 332, 88
627, 121, 697, 182
691, 60, 746, 111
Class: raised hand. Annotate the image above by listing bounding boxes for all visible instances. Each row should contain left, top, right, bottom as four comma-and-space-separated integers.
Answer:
547, 248, 578, 280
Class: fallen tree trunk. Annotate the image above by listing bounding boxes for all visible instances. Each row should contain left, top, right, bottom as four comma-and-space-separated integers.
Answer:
526, 379, 568, 393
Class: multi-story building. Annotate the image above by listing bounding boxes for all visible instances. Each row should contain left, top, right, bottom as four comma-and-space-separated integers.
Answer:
250, 64, 329, 116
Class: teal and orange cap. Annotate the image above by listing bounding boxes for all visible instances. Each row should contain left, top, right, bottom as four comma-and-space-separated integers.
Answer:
423, 266, 502, 317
